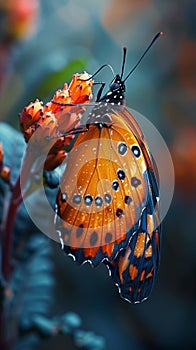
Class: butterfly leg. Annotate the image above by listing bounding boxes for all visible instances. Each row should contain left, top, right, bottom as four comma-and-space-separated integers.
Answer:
47, 125, 90, 140
94, 82, 106, 101
51, 101, 77, 107
59, 125, 90, 136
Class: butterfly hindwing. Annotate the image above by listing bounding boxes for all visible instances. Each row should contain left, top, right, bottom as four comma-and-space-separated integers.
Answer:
106, 161, 161, 303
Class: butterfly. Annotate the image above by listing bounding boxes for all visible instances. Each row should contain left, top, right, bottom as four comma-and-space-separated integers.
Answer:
55, 32, 163, 303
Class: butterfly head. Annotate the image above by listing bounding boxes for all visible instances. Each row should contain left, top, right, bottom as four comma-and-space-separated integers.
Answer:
103, 74, 126, 105
97, 47, 127, 105
110, 75, 125, 92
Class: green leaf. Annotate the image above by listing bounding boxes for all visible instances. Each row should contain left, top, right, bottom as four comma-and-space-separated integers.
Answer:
37, 58, 88, 101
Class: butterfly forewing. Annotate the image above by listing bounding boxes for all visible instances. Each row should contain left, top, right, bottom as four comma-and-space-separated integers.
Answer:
55, 105, 153, 265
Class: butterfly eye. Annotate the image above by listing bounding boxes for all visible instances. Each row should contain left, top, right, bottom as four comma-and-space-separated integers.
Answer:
131, 145, 141, 158
111, 83, 120, 91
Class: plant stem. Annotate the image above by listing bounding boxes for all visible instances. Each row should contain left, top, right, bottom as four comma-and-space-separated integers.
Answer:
1, 147, 38, 282
0, 146, 39, 350
2, 178, 22, 282
0, 176, 22, 350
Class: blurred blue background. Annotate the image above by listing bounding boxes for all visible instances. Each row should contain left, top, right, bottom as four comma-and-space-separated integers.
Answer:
0, 0, 195, 349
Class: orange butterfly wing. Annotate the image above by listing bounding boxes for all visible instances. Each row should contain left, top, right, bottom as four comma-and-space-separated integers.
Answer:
55, 106, 153, 266
106, 205, 161, 303
105, 162, 161, 303
103, 106, 161, 302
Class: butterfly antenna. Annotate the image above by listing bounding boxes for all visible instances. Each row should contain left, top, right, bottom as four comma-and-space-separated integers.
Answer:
121, 46, 127, 79
80, 64, 115, 81
123, 32, 163, 82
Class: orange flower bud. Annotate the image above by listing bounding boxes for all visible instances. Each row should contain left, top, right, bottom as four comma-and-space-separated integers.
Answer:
19, 99, 44, 134
0, 166, 11, 183
69, 72, 93, 104
48, 84, 72, 113
19, 71, 94, 171
0, 143, 10, 183
35, 112, 58, 143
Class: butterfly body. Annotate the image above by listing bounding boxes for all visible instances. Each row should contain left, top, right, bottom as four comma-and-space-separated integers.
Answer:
97, 74, 125, 105
55, 33, 162, 302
